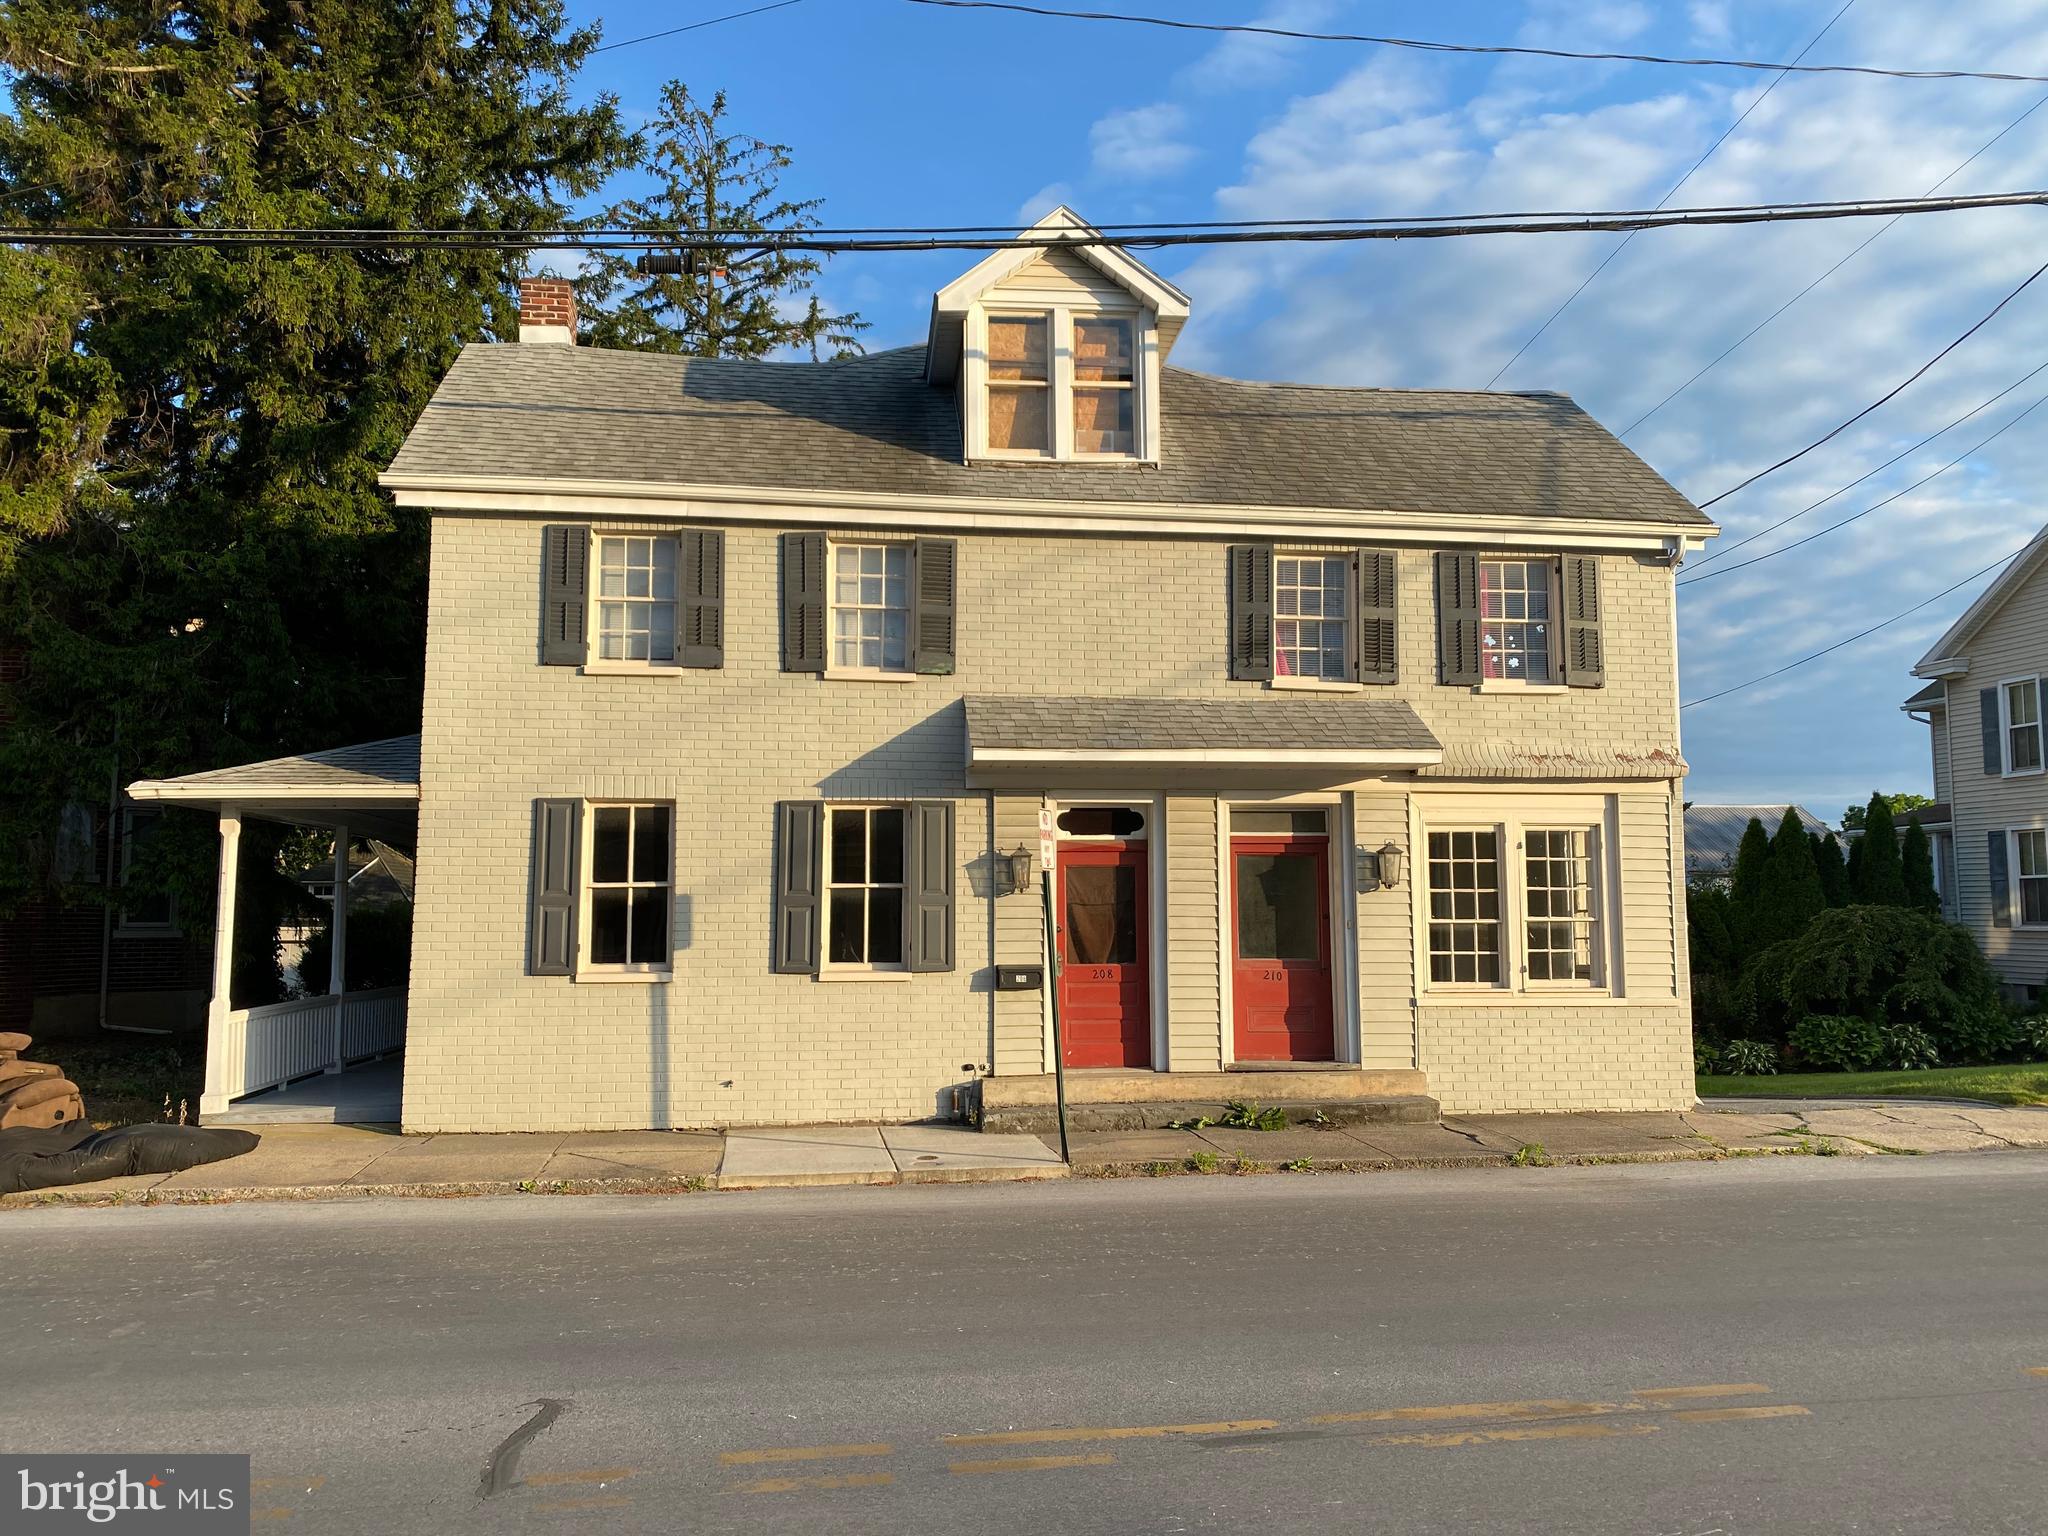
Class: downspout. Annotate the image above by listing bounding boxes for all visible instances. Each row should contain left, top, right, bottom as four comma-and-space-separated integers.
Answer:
96, 727, 117, 1032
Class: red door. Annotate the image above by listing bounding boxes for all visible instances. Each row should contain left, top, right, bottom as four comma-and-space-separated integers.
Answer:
1056, 844, 1151, 1069
1231, 835, 1335, 1062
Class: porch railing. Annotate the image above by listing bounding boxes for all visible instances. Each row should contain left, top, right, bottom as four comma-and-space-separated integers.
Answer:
217, 985, 406, 1101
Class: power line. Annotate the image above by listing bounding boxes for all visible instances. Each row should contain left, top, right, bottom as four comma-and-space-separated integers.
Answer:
1685, 355, 2048, 570
590, 0, 803, 52
1696, 255, 2048, 509
10, 189, 2048, 254
905, 0, 2048, 84
1679, 383, 2048, 587
1482, 0, 1855, 392
1679, 544, 2025, 710
1620, 88, 2048, 438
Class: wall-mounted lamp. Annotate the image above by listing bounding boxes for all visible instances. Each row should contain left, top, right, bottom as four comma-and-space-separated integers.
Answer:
1000, 845, 1037, 897
1376, 841, 1404, 890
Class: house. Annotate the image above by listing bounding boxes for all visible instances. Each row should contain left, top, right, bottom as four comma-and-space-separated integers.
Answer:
127, 209, 1718, 1132
1682, 804, 1835, 887
1903, 523, 2048, 999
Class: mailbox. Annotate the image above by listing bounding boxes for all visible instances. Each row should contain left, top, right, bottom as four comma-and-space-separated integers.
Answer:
995, 965, 1044, 992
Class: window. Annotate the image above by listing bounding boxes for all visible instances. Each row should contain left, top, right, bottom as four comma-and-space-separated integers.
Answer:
831, 542, 911, 672
2002, 678, 2043, 774
1479, 559, 1554, 683
827, 806, 906, 967
1072, 316, 1134, 455
118, 809, 177, 931
596, 535, 677, 662
1274, 554, 1350, 681
2017, 829, 2048, 926
1524, 828, 1599, 983
1427, 830, 1501, 984
986, 315, 1051, 455
586, 804, 671, 970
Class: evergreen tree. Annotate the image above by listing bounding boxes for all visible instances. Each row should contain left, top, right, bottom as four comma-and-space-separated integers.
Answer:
1758, 808, 1827, 937
1727, 816, 1771, 948
1901, 819, 1940, 912
1813, 831, 1850, 907
575, 83, 867, 360
1852, 792, 1908, 906
0, 0, 636, 911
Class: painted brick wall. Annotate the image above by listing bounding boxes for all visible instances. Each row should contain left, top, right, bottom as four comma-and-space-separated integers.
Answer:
407, 516, 1689, 1130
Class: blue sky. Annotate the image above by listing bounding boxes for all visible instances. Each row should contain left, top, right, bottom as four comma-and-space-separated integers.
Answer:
565, 0, 2048, 826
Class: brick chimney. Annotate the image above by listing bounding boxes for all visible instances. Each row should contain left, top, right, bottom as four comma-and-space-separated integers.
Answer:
517, 276, 578, 344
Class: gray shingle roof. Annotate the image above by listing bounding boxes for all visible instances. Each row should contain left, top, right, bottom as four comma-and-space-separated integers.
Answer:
386, 343, 1708, 527
1902, 680, 1945, 709
1684, 803, 1833, 877
132, 735, 420, 796
964, 695, 1440, 755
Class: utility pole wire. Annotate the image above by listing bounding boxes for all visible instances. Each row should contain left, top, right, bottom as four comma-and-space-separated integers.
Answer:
1482, 0, 1856, 392
1695, 255, 2048, 510
906, 0, 2048, 84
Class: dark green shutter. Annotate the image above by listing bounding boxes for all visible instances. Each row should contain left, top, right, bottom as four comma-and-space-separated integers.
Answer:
1435, 551, 1481, 686
1982, 688, 2002, 774
912, 537, 958, 675
773, 801, 822, 973
529, 798, 579, 975
1355, 548, 1398, 684
1989, 829, 2013, 927
1229, 544, 1273, 681
781, 532, 827, 673
541, 525, 589, 666
1560, 554, 1604, 687
906, 800, 956, 972
680, 528, 724, 668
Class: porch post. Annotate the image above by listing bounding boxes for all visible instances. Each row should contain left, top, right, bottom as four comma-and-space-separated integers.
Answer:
326, 822, 348, 1071
199, 805, 242, 1116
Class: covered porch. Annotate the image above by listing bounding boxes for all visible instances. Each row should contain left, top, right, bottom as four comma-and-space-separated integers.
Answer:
127, 736, 420, 1124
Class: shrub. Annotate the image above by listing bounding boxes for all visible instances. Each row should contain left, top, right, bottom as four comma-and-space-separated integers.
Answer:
1693, 1035, 1722, 1076
2017, 1011, 2048, 1062
1721, 1039, 1778, 1076
1879, 1021, 1940, 1072
1790, 1014, 1886, 1072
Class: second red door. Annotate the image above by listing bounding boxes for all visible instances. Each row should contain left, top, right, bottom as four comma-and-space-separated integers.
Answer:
1230, 835, 1335, 1062
1056, 844, 1151, 1068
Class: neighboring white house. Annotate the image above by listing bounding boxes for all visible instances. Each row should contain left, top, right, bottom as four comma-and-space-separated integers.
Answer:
1905, 523, 2048, 1000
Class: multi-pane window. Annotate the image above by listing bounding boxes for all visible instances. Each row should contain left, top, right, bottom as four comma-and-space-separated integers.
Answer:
832, 543, 910, 671
2016, 829, 2048, 926
1274, 555, 1350, 681
596, 536, 677, 662
827, 806, 906, 967
2003, 679, 2043, 774
1427, 830, 1501, 983
587, 804, 671, 968
1073, 316, 1134, 455
1524, 828, 1598, 983
1479, 559, 1553, 683
986, 315, 1051, 454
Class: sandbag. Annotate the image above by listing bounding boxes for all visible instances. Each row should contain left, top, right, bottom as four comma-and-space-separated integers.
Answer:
0, 1122, 260, 1195
0, 1079, 85, 1130
0, 1060, 61, 1091
0, 1031, 30, 1056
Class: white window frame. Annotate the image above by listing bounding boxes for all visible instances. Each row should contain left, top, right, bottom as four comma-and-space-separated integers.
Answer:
826, 539, 915, 679
822, 803, 910, 975
967, 303, 1150, 463
1476, 556, 1562, 691
2011, 827, 2048, 929
116, 807, 180, 936
1998, 675, 2044, 777
585, 532, 681, 673
577, 801, 674, 979
1413, 796, 1619, 999
1271, 550, 1355, 686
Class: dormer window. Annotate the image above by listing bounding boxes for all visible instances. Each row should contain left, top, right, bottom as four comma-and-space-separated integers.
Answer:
987, 315, 1051, 454
1073, 316, 1134, 455
975, 306, 1145, 461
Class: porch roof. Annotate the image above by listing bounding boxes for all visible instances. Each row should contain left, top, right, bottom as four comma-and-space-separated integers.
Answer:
128, 735, 420, 804
962, 694, 1442, 777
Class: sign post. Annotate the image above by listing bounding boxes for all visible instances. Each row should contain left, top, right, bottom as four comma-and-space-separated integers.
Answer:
1039, 804, 1070, 1165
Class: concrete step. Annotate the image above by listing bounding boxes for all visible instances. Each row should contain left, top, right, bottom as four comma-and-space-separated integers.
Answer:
980, 1093, 1441, 1136
979, 1067, 1428, 1110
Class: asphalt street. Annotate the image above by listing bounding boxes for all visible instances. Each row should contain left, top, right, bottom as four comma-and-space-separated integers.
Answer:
6, 1152, 2047, 1534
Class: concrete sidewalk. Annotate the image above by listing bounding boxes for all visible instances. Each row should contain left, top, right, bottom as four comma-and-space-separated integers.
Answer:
6, 1100, 2047, 1207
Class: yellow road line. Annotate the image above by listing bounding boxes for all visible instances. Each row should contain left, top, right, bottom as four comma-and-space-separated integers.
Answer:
735, 1472, 895, 1494
943, 1419, 1276, 1447
1307, 1399, 1619, 1426
2026, 1367, 2048, 1378
948, 1453, 1117, 1476
1374, 1422, 1660, 1449
719, 1443, 893, 1466
523, 1467, 637, 1487
1633, 1383, 1771, 1401
1672, 1405, 1811, 1424
535, 1494, 635, 1512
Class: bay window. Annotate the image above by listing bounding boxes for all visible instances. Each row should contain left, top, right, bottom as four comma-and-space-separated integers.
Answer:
1423, 805, 1610, 993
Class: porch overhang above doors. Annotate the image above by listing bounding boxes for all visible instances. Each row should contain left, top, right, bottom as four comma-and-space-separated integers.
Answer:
126, 734, 420, 840
962, 695, 1442, 788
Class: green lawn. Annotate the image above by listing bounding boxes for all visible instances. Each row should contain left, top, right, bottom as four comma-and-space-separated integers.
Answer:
1697, 1061, 2048, 1106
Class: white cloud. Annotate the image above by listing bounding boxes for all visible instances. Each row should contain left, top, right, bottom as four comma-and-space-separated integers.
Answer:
1015, 182, 1075, 224
1090, 103, 1199, 180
